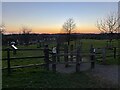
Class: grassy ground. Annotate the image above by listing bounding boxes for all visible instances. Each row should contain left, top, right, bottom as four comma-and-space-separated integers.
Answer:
2, 39, 119, 88
2, 39, 119, 68
2, 67, 116, 88
67, 39, 119, 65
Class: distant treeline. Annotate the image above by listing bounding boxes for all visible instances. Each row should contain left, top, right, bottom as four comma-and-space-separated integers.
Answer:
2, 33, 120, 45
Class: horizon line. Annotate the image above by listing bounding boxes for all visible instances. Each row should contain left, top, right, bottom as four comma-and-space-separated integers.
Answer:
4, 32, 113, 35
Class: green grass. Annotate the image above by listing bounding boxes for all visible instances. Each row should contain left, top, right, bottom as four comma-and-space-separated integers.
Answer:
2, 58, 45, 68
2, 44, 45, 68
2, 39, 119, 68
2, 50, 44, 59
2, 67, 116, 88
2, 39, 119, 88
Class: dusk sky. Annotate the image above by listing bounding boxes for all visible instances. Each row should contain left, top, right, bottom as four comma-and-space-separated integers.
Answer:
2, 2, 118, 34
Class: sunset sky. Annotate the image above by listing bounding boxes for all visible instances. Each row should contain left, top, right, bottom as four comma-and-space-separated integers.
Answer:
2, 2, 118, 34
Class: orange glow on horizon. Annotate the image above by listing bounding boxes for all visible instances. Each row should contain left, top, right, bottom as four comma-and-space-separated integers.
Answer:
5, 25, 99, 34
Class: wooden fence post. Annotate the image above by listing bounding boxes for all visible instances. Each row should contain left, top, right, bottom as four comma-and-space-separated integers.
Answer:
76, 46, 81, 72
114, 47, 116, 59
90, 45, 95, 69
102, 48, 106, 64
52, 53, 56, 72
57, 43, 60, 62
64, 45, 68, 67
70, 45, 73, 62
44, 45, 49, 70
7, 48, 11, 74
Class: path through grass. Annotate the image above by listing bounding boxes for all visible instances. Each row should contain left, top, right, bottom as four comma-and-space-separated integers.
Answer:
2, 67, 114, 88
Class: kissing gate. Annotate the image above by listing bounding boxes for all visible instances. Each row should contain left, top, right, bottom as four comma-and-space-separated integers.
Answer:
43, 44, 95, 72
3, 43, 117, 74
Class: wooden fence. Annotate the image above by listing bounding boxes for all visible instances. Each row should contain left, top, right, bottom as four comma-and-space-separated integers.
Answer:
2, 45, 118, 74
95, 47, 118, 64
2, 48, 45, 74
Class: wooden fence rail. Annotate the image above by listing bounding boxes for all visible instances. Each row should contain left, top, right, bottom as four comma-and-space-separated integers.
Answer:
3, 63, 45, 70
2, 45, 118, 74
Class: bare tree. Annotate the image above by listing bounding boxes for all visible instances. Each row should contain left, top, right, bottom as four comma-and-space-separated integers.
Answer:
0, 23, 5, 34
20, 26, 32, 34
20, 25, 32, 45
62, 18, 76, 45
96, 12, 120, 46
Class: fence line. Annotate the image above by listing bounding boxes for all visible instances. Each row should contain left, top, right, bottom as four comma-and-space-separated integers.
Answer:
3, 63, 45, 70
2, 45, 118, 74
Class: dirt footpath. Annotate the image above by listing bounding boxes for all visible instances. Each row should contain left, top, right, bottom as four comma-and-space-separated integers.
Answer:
50, 63, 119, 87
87, 64, 119, 87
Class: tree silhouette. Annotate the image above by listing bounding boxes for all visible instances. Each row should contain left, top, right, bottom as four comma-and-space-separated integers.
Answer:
20, 26, 32, 45
62, 18, 76, 45
0, 23, 5, 34
20, 26, 32, 34
96, 12, 120, 47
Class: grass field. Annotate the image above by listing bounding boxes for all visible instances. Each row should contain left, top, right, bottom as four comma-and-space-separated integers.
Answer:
2, 39, 119, 88
2, 67, 118, 88
2, 39, 119, 67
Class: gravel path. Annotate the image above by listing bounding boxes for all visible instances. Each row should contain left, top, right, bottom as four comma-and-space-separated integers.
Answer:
88, 64, 119, 86
50, 62, 119, 86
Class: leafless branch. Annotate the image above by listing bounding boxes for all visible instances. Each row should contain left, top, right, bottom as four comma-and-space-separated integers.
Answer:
62, 18, 76, 34
96, 12, 119, 34
20, 26, 32, 34
0, 23, 5, 34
